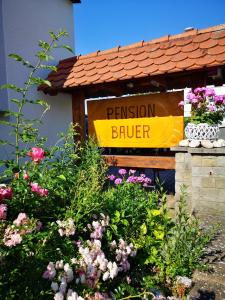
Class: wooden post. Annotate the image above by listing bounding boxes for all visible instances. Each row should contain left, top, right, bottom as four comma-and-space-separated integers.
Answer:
72, 90, 86, 140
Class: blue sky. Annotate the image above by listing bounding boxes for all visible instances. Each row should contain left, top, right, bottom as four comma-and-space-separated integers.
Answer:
73, 0, 225, 55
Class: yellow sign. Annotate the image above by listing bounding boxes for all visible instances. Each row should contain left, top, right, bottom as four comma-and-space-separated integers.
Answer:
88, 92, 183, 136
94, 116, 184, 148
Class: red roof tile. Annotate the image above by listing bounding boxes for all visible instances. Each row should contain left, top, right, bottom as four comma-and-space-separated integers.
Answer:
40, 24, 225, 91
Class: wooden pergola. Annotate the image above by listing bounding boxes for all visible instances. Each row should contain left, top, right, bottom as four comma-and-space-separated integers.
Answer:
39, 24, 225, 169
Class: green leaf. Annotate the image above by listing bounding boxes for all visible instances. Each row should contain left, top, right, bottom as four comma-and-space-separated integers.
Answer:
111, 224, 117, 234
8, 53, 24, 62
8, 54, 34, 68
113, 210, 120, 223
35, 99, 49, 107
140, 223, 147, 235
38, 40, 50, 50
151, 209, 161, 217
29, 77, 51, 87
39, 65, 57, 72
153, 230, 164, 240
121, 219, 129, 226
0, 84, 24, 93
57, 174, 66, 181
36, 51, 54, 61
0, 120, 17, 127
3, 110, 23, 117
54, 44, 74, 53
11, 98, 21, 105
0, 140, 8, 145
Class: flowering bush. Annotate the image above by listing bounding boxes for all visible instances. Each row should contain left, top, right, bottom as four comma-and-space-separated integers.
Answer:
179, 87, 225, 125
0, 32, 215, 300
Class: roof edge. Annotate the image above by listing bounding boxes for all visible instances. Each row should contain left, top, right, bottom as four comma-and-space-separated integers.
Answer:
70, 23, 225, 61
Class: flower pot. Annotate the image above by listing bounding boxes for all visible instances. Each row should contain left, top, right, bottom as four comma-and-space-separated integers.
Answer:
185, 123, 219, 140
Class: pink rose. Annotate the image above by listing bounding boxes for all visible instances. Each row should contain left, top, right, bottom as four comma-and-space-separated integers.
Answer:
38, 188, 49, 197
27, 147, 45, 164
0, 204, 7, 220
4, 233, 22, 247
0, 186, 13, 201
30, 183, 48, 197
23, 172, 29, 180
13, 213, 28, 226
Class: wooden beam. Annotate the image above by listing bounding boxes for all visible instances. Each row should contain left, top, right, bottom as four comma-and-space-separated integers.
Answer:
103, 155, 175, 169
72, 90, 86, 140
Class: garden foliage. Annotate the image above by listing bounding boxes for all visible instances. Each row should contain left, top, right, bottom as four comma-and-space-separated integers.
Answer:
0, 31, 214, 300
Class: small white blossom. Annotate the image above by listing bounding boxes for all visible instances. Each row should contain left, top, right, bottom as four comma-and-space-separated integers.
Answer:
51, 282, 59, 292
54, 292, 64, 300
102, 271, 110, 281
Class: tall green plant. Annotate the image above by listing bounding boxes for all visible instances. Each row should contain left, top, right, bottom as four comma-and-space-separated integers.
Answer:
0, 30, 73, 176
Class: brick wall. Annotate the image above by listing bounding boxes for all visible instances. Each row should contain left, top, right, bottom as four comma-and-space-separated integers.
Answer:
172, 147, 225, 216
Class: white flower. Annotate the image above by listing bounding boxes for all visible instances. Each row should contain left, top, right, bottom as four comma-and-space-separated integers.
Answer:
51, 282, 59, 292
80, 274, 86, 284
111, 262, 118, 279
102, 271, 110, 281
58, 228, 64, 237
59, 277, 67, 294
64, 263, 74, 283
110, 240, 117, 249
54, 292, 64, 300
67, 289, 78, 300
57, 218, 75, 237
55, 260, 64, 269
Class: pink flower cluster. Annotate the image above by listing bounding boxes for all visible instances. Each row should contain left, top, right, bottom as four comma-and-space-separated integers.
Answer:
179, 87, 225, 113
43, 215, 136, 299
0, 185, 13, 201
89, 214, 109, 239
3, 213, 41, 247
0, 185, 12, 220
31, 182, 48, 197
27, 147, 45, 164
108, 169, 152, 187
0, 204, 7, 220
43, 260, 84, 300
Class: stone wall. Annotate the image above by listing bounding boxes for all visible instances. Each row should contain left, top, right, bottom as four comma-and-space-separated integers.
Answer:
171, 147, 225, 216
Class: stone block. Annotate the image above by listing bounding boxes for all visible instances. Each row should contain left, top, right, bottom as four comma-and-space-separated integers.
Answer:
183, 172, 191, 181
193, 200, 225, 216
211, 167, 225, 177
200, 187, 218, 199
201, 177, 216, 188
176, 153, 185, 163
175, 171, 184, 181
216, 156, 225, 167
176, 162, 185, 171
192, 166, 213, 176
191, 155, 202, 167
201, 157, 217, 167
192, 176, 202, 187
215, 178, 225, 189
217, 189, 225, 200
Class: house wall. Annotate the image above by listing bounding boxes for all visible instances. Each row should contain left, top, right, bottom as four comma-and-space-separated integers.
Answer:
0, 0, 74, 162
0, 0, 8, 111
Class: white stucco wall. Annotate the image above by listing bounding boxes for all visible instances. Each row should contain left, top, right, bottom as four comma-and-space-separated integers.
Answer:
0, 0, 74, 162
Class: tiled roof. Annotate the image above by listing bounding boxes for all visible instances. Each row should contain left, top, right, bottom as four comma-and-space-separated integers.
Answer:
41, 24, 225, 91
